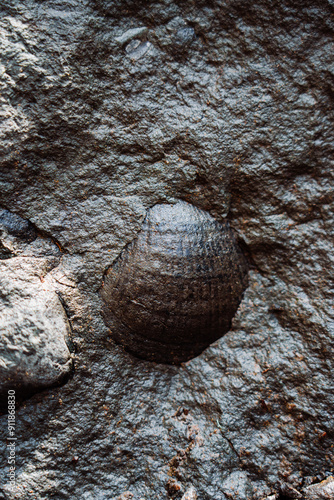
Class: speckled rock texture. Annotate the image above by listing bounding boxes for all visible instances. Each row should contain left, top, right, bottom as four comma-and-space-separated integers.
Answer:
0, 0, 333, 499
303, 476, 334, 499
0, 209, 74, 399
0, 255, 73, 397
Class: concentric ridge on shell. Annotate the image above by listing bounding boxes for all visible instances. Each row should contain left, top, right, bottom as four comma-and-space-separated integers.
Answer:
101, 200, 248, 364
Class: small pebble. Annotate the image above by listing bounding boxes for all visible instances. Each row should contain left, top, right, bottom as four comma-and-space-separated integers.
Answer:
115, 27, 148, 45
125, 39, 141, 53
181, 486, 197, 500
0, 209, 37, 242
173, 27, 195, 51
127, 41, 152, 60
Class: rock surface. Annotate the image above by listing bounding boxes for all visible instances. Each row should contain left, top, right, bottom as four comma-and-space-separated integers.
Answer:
0, 0, 333, 499
181, 486, 197, 500
303, 477, 334, 500
0, 257, 73, 398
0, 210, 73, 399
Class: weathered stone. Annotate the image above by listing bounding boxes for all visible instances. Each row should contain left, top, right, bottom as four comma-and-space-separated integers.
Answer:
115, 27, 148, 46
172, 27, 195, 52
303, 477, 334, 500
181, 486, 197, 500
0, 0, 333, 498
0, 209, 37, 242
0, 258, 73, 397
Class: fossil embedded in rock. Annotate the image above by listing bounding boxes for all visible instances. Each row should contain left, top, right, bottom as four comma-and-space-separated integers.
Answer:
100, 201, 248, 364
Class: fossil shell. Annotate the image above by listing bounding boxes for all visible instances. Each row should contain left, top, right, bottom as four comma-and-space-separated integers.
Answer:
101, 201, 248, 364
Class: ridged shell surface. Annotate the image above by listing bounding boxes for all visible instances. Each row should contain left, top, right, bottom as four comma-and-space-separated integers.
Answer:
101, 201, 248, 364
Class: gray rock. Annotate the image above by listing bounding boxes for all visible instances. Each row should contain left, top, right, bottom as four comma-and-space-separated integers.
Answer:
181, 486, 197, 499
173, 26, 195, 51
0, 0, 333, 499
0, 258, 72, 396
303, 477, 334, 499
126, 40, 153, 60
125, 39, 141, 54
115, 27, 148, 46
0, 209, 37, 242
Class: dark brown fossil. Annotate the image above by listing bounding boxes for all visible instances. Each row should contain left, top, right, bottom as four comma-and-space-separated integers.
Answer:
101, 201, 248, 364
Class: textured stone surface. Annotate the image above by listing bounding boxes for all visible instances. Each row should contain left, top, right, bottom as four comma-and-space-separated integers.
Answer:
303, 477, 334, 499
0, 257, 73, 397
0, 0, 333, 499
181, 486, 197, 500
0, 210, 73, 399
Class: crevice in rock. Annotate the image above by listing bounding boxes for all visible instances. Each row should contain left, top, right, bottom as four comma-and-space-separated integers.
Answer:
56, 291, 77, 355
